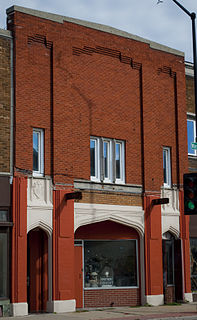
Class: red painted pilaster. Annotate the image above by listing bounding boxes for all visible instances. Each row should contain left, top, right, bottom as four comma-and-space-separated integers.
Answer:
53, 189, 75, 301
11, 176, 27, 303
179, 190, 191, 294
144, 195, 163, 296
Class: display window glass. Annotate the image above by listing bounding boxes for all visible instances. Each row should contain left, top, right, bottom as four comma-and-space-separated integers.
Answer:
0, 229, 8, 298
84, 240, 138, 288
0, 210, 8, 222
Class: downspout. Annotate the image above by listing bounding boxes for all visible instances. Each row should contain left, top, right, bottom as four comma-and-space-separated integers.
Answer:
10, 32, 14, 185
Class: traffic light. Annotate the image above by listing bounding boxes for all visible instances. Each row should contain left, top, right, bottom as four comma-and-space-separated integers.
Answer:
183, 173, 197, 215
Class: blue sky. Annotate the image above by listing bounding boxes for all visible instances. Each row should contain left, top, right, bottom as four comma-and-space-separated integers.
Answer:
1, 0, 197, 61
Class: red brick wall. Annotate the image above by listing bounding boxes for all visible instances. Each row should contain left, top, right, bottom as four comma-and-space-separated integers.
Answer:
7, 9, 188, 191
84, 288, 140, 308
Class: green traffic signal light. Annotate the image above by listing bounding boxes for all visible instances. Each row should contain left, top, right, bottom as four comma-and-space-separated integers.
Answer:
187, 200, 195, 210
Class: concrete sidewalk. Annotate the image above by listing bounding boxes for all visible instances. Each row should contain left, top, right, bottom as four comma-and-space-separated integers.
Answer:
3, 303, 197, 320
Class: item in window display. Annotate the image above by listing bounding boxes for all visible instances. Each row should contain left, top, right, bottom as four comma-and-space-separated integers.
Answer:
100, 265, 113, 287
89, 271, 98, 287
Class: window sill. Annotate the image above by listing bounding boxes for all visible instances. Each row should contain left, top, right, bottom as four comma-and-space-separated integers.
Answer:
32, 172, 44, 178
162, 185, 172, 190
188, 154, 197, 159
0, 222, 13, 227
74, 179, 142, 194
166, 284, 175, 287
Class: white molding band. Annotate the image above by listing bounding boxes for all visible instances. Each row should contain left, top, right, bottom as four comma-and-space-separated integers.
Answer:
146, 294, 164, 306
74, 203, 144, 236
11, 303, 28, 316
47, 300, 76, 313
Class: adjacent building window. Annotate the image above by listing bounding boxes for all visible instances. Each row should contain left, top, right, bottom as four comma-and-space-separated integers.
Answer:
187, 119, 196, 156
33, 129, 44, 176
90, 137, 125, 183
163, 147, 171, 188
190, 238, 197, 291
84, 240, 138, 288
0, 208, 11, 299
0, 229, 8, 298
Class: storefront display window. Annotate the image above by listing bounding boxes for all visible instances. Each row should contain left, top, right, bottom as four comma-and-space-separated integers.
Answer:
190, 238, 197, 291
84, 240, 138, 288
0, 230, 8, 298
0, 210, 8, 222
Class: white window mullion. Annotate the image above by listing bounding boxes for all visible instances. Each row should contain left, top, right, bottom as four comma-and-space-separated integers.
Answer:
90, 137, 125, 184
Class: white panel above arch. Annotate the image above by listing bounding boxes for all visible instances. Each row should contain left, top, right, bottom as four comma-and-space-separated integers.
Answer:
74, 203, 144, 237
27, 177, 53, 236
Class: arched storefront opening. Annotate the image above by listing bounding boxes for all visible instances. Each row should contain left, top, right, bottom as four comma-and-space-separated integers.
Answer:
162, 231, 183, 303
27, 228, 48, 313
74, 220, 141, 308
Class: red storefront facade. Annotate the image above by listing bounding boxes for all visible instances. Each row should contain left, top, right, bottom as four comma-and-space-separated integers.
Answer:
5, 5, 192, 316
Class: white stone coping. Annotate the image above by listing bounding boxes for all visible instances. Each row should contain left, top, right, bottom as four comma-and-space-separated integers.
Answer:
0, 28, 12, 38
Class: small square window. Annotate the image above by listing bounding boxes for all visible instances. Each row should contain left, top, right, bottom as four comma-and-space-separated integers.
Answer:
33, 129, 44, 176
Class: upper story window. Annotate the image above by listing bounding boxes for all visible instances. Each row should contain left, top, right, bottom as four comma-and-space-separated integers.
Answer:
187, 119, 196, 156
163, 147, 171, 188
33, 128, 44, 176
90, 137, 125, 184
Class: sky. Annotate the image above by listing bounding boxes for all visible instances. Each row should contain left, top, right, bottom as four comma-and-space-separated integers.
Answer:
1, 0, 197, 62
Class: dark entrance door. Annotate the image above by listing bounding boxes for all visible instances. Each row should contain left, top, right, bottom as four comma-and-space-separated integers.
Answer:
74, 243, 83, 308
27, 228, 48, 313
162, 233, 183, 303
174, 239, 183, 302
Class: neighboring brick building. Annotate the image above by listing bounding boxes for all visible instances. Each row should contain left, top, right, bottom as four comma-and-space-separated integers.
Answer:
0, 28, 12, 316
5, 5, 192, 316
185, 62, 197, 296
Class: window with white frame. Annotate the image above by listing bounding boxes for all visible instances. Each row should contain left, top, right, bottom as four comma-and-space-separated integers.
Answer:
90, 137, 125, 184
187, 119, 196, 156
33, 128, 44, 176
163, 147, 171, 188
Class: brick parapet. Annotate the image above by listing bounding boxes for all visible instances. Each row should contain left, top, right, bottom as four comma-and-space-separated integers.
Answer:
7, 8, 188, 192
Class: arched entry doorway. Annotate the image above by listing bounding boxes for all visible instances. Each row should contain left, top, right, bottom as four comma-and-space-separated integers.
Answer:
27, 228, 48, 313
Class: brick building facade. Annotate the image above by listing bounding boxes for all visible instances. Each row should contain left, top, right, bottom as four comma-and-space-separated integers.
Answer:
2, 5, 192, 316
0, 28, 12, 316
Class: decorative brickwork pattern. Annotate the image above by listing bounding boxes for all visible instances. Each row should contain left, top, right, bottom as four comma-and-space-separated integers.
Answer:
186, 75, 195, 114
73, 45, 142, 70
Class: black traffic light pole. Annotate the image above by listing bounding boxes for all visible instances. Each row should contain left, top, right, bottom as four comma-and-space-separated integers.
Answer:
171, 0, 197, 139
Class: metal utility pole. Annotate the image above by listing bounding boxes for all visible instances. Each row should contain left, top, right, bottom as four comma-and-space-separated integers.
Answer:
171, 0, 197, 138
